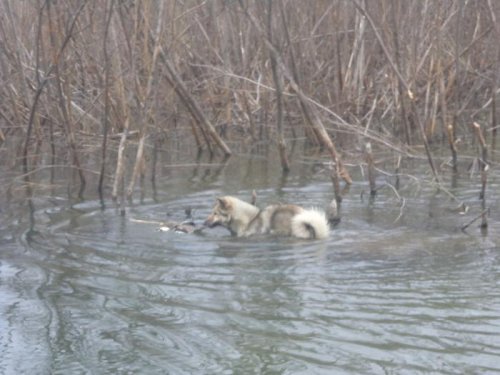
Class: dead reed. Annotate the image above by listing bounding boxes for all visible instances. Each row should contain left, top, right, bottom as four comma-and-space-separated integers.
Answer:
0, 1, 499, 209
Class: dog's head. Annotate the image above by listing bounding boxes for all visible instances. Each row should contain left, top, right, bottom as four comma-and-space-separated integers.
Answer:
204, 197, 233, 228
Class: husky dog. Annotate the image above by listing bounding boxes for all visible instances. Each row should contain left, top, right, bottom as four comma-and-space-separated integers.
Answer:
204, 196, 329, 239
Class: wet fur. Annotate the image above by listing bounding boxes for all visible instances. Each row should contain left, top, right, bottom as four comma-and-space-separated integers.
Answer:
205, 196, 329, 239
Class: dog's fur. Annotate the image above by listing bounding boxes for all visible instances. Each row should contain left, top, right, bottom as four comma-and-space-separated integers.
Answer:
204, 196, 329, 239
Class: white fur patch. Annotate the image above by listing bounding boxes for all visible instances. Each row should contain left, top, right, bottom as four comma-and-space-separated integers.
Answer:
291, 208, 330, 239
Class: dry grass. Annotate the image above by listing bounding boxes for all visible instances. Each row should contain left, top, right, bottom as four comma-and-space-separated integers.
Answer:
1, 0, 499, 198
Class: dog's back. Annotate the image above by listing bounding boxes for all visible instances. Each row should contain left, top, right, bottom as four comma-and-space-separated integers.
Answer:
256, 204, 329, 239
258, 204, 303, 237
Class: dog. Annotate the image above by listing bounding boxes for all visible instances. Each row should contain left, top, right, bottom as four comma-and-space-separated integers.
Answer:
204, 196, 330, 239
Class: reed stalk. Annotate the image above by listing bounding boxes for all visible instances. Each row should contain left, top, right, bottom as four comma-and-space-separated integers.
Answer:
98, 0, 114, 198
267, 0, 289, 173
365, 142, 376, 197
473, 122, 488, 229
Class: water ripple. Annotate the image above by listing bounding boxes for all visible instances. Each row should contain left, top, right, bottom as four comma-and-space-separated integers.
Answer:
2, 188, 500, 374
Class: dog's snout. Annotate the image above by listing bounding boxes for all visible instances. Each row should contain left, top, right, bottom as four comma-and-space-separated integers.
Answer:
204, 215, 216, 227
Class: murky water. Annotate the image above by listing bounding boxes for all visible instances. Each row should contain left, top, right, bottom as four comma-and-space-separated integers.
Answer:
1, 145, 500, 374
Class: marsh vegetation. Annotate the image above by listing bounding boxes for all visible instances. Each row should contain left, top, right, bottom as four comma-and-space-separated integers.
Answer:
1, 1, 499, 209
2, 2, 500, 373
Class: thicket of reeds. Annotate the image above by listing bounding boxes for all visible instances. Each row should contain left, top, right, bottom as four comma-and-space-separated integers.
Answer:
1, 1, 499, 210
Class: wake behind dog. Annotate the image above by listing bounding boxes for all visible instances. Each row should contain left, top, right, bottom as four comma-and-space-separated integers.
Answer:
204, 196, 330, 239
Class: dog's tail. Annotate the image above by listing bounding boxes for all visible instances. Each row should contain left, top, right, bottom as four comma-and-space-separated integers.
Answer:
291, 209, 330, 239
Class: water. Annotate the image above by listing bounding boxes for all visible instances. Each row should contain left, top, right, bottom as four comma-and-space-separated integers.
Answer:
1, 147, 500, 374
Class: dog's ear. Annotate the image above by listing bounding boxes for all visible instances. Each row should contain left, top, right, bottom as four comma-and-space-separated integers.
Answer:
217, 197, 228, 210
